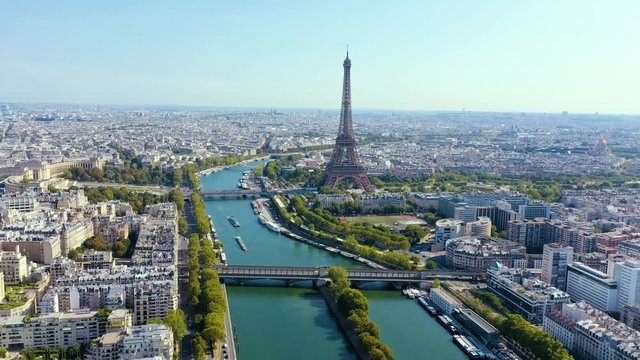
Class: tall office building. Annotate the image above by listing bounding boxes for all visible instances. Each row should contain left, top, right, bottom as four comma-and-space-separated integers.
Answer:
435, 219, 465, 244
566, 262, 618, 312
542, 243, 573, 291
518, 203, 551, 220
615, 260, 640, 312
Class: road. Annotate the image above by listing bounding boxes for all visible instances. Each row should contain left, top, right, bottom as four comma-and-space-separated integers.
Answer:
214, 283, 237, 360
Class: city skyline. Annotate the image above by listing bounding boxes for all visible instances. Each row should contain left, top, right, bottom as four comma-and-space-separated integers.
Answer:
2, 1, 639, 114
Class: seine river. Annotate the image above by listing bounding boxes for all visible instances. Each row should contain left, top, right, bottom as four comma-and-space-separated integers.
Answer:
201, 161, 466, 360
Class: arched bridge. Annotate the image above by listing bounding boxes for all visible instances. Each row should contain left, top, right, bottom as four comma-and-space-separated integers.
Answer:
212, 265, 477, 283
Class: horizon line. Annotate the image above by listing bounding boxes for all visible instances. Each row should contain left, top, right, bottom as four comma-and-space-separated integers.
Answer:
1, 100, 639, 117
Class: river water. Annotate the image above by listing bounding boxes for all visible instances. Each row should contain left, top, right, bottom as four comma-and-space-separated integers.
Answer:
201, 161, 466, 360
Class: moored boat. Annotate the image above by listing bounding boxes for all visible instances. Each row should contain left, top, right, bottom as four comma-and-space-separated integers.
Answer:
228, 216, 241, 227
235, 236, 248, 251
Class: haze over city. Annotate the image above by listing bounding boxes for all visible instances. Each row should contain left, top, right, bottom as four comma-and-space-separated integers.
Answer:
2, 1, 639, 113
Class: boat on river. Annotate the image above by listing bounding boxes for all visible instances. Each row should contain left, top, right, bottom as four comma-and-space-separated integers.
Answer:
257, 214, 281, 233
235, 236, 248, 251
265, 221, 280, 233
228, 216, 241, 227
417, 298, 438, 316
452, 335, 485, 359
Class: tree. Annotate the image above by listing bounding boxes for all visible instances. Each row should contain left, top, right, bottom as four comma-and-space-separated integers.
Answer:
188, 271, 201, 309
425, 260, 437, 270
67, 248, 80, 261
328, 267, 350, 298
178, 217, 187, 235
423, 211, 441, 226
202, 312, 226, 345
193, 335, 207, 360
169, 189, 185, 212
253, 164, 265, 177
432, 279, 441, 288
147, 317, 164, 325
359, 331, 379, 351
163, 309, 187, 344
200, 237, 217, 266
112, 239, 129, 257
369, 347, 387, 360
338, 288, 369, 314
84, 234, 110, 251
201, 269, 219, 283
343, 236, 359, 251
172, 168, 183, 187
404, 225, 426, 243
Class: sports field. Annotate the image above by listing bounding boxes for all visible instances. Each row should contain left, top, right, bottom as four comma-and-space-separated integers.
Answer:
341, 215, 420, 226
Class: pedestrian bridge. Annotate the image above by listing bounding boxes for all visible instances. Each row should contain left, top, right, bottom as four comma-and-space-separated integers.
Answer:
212, 265, 477, 283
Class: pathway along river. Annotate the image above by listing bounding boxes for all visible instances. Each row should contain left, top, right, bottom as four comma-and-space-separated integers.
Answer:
201, 161, 465, 360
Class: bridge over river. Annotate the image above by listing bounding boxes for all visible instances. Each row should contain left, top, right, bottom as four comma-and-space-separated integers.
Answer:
200, 187, 316, 199
212, 264, 478, 284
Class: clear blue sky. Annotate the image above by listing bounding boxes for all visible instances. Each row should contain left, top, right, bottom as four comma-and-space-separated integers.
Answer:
1, 1, 638, 113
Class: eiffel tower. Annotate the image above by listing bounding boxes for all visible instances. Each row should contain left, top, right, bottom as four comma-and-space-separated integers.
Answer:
322, 51, 374, 192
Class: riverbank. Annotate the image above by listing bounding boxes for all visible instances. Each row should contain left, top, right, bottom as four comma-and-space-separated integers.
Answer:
217, 283, 237, 360
197, 156, 270, 176
318, 284, 370, 360
254, 198, 386, 269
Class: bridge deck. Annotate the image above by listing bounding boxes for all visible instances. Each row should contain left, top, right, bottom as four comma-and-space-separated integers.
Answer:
213, 265, 475, 282
200, 188, 316, 197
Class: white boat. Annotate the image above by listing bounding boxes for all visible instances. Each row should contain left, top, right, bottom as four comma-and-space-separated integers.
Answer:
257, 214, 268, 225
265, 221, 281, 233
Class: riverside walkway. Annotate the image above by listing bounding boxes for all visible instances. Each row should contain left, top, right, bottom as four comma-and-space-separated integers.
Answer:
213, 264, 477, 283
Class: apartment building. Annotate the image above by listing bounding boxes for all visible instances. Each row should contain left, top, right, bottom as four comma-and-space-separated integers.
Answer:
85, 324, 173, 360
0, 309, 110, 351
60, 219, 94, 255
615, 260, 640, 312
132, 282, 178, 326
487, 263, 570, 324
566, 262, 618, 312
541, 243, 573, 291
544, 302, 640, 360
445, 236, 526, 270
0, 248, 29, 284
